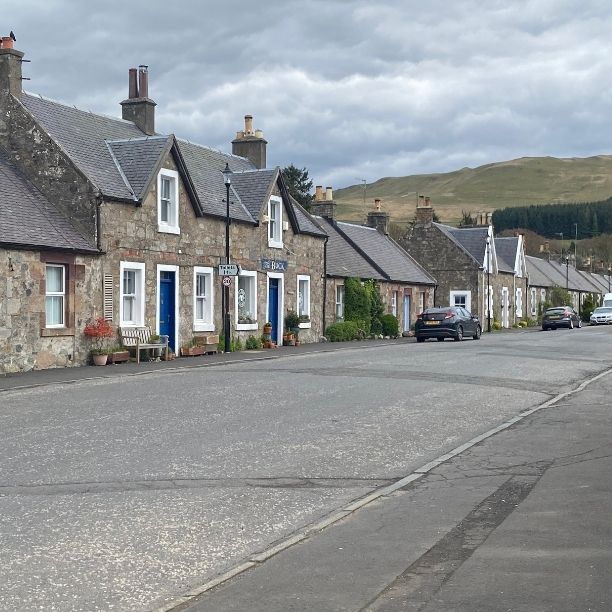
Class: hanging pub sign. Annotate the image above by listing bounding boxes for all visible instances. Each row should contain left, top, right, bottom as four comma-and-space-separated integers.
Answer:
261, 258, 288, 272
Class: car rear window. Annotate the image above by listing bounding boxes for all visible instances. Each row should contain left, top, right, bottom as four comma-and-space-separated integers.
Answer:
594, 308, 612, 313
545, 308, 566, 314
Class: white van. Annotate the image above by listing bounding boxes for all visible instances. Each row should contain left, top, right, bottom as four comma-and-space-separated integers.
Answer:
603, 293, 612, 307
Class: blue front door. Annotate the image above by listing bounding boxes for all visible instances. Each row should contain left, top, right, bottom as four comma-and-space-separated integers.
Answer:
268, 279, 279, 344
159, 271, 176, 352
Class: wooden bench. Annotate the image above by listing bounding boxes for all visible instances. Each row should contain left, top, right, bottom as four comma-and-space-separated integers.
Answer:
120, 327, 169, 364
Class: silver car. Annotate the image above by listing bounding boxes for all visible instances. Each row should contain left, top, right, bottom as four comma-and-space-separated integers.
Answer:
590, 307, 612, 325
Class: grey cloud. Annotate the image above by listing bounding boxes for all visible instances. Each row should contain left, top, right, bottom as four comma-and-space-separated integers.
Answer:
6, 0, 612, 189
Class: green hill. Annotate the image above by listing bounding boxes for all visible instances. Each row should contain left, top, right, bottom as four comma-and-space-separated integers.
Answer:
334, 155, 612, 225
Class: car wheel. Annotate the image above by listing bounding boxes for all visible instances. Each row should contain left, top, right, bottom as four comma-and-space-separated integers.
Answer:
569, 319, 574, 329
416, 337, 425, 343
437, 337, 445, 342
473, 325, 481, 340
542, 326, 548, 331
577, 319, 582, 328
454, 326, 463, 341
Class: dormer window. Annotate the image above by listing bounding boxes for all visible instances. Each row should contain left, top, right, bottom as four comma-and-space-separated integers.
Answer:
157, 169, 179, 234
268, 195, 283, 248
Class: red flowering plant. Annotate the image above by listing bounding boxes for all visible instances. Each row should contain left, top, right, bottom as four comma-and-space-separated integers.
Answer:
83, 316, 114, 354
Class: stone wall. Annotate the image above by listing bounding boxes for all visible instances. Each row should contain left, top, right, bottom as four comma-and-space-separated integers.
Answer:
0, 248, 100, 373
99, 156, 325, 351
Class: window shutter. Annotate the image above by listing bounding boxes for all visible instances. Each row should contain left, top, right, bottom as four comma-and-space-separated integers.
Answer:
103, 274, 114, 320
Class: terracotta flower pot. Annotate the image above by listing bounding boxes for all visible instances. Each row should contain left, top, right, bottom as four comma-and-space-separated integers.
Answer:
92, 353, 108, 366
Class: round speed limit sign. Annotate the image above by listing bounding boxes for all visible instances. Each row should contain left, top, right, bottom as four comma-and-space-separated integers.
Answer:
222, 276, 232, 287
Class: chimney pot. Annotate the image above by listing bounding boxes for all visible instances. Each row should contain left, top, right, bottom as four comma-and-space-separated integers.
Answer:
1, 36, 14, 49
128, 68, 138, 98
315, 186, 323, 201
424, 196, 431, 207
244, 115, 253, 134
325, 186, 333, 201
374, 198, 381, 210
254, 129, 264, 138
138, 65, 149, 98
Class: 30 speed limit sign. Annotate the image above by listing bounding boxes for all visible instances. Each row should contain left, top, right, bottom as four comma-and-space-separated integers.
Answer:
222, 276, 232, 287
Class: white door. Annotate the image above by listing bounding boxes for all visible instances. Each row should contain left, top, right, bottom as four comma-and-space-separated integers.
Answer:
501, 287, 509, 328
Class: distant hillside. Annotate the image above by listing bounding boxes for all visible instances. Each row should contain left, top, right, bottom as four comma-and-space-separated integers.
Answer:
333, 155, 612, 225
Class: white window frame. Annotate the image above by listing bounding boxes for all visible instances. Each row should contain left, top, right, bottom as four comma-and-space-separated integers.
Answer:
193, 266, 214, 332
236, 270, 258, 331
530, 288, 537, 316
45, 264, 65, 328
157, 168, 180, 235
120, 261, 145, 326
450, 290, 471, 313
267, 195, 283, 249
516, 287, 523, 318
335, 285, 345, 320
391, 291, 398, 316
297, 274, 311, 328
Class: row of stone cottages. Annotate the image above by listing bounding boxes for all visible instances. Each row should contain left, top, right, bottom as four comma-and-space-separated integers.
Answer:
0, 40, 436, 374
397, 197, 609, 326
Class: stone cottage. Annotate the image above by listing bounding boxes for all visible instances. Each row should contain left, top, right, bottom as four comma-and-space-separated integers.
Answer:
0, 39, 326, 373
398, 197, 525, 328
311, 192, 436, 333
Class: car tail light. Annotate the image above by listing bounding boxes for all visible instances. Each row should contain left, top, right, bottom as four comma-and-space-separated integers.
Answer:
444, 311, 454, 319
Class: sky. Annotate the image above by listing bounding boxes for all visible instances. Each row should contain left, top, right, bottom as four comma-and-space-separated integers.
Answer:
5, 0, 612, 190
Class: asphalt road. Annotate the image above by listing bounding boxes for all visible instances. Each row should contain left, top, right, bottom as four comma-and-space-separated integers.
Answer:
1, 325, 611, 611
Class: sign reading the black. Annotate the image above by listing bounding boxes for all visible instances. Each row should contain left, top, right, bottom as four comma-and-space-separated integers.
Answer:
261, 258, 288, 272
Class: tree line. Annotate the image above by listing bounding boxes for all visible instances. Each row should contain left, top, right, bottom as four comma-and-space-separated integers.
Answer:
492, 198, 612, 239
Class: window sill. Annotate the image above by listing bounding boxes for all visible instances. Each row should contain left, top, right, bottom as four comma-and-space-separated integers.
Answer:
194, 323, 214, 332
158, 225, 180, 235
267, 240, 283, 249
236, 323, 258, 331
41, 327, 75, 337
298, 321, 311, 329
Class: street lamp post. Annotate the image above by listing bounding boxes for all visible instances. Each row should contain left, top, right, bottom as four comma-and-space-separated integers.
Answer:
486, 236, 491, 333
222, 163, 233, 354
555, 232, 564, 259
608, 267, 611, 293
565, 255, 569, 290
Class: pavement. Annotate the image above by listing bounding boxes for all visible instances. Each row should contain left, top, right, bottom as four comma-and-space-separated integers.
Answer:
172, 361, 612, 611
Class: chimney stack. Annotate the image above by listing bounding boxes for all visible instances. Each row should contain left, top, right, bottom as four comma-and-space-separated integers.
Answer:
367, 199, 390, 234
120, 65, 156, 136
0, 34, 24, 99
310, 184, 335, 219
415, 194, 434, 227
232, 114, 267, 169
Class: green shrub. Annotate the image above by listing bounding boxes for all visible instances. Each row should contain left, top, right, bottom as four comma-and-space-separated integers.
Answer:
492, 321, 502, 331
371, 317, 383, 336
231, 337, 243, 352
245, 335, 261, 350
380, 314, 399, 337
285, 310, 300, 330
344, 278, 371, 334
581, 293, 597, 322
325, 321, 359, 342
518, 320, 528, 328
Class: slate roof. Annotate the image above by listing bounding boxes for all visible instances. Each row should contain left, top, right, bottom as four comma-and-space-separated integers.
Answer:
106, 135, 171, 200
319, 218, 384, 280
21, 92, 324, 235
22, 93, 145, 201
0, 152, 97, 253
495, 237, 519, 273
526, 256, 604, 293
434, 223, 489, 266
320, 217, 435, 284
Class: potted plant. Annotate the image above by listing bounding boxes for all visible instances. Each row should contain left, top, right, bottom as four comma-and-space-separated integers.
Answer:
181, 337, 205, 357
83, 316, 114, 365
108, 345, 130, 364
263, 321, 273, 335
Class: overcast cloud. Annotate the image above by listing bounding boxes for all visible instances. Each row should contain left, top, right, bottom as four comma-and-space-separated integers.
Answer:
5, 0, 612, 189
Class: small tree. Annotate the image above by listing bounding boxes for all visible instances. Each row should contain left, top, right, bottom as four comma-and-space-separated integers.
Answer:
83, 317, 114, 354
548, 286, 572, 307
344, 277, 371, 334
282, 164, 313, 210
581, 293, 597, 322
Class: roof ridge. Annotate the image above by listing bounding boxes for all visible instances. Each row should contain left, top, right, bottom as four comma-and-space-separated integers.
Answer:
22, 91, 143, 129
